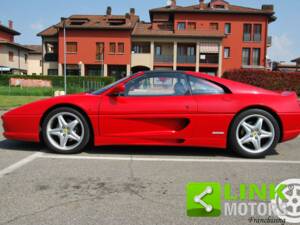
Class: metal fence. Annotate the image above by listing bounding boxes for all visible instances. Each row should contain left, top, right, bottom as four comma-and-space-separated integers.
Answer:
1, 80, 107, 96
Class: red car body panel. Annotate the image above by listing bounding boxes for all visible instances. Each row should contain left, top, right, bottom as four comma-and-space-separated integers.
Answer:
2, 72, 300, 149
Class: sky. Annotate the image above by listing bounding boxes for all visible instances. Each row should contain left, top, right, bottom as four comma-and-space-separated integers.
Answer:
1, 0, 299, 62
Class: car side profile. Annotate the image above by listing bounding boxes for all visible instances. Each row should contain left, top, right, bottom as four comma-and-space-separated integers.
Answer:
2, 71, 300, 158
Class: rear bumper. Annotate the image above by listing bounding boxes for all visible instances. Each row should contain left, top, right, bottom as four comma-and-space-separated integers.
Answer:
280, 113, 300, 142
2, 113, 40, 142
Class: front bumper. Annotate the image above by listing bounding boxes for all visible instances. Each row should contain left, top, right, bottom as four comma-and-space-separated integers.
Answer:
2, 113, 40, 142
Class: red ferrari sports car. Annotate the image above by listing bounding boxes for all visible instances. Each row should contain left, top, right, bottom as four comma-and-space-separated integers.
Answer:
2, 71, 300, 158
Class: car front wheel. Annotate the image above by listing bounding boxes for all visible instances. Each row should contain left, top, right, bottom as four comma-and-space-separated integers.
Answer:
42, 107, 90, 154
229, 109, 280, 158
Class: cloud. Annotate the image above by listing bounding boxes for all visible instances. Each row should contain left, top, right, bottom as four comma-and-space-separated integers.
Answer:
268, 34, 295, 62
30, 21, 44, 31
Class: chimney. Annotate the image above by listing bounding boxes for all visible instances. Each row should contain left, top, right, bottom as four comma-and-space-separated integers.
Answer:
130, 8, 135, 15
8, 20, 13, 29
262, 4, 274, 11
125, 13, 130, 19
170, 0, 176, 8
199, 0, 205, 9
106, 6, 112, 16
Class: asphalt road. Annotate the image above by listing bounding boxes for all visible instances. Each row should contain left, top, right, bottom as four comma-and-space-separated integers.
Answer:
0, 110, 299, 225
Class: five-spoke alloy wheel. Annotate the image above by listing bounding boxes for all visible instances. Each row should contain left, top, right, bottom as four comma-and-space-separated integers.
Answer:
42, 107, 90, 154
229, 109, 280, 158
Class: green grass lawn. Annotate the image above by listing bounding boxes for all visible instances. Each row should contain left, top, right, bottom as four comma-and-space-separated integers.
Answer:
0, 95, 48, 110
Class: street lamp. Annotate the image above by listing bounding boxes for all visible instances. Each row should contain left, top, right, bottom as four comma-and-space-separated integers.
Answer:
62, 18, 67, 94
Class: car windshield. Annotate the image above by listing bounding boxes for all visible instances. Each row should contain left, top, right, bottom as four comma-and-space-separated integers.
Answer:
91, 76, 129, 95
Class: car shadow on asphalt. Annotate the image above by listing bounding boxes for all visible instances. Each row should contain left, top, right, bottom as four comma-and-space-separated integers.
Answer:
0, 139, 279, 159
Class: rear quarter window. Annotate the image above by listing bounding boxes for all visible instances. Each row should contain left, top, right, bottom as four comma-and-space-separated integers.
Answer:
189, 76, 225, 95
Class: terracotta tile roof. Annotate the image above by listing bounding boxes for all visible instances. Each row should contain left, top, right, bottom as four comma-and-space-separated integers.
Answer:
38, 14, 139, 36
23, 45, 42, 54
132, 22, 224, 38
0, 40, 32, 50
150, 3, 275, 16
0, 24, 20, 35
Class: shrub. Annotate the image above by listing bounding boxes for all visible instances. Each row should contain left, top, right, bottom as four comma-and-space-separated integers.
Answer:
0, 74, 115, 95
223, 69, 300, 96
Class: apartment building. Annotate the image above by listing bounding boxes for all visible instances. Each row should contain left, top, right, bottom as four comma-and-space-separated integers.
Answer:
0, 21, 33, 74
24, 45, 43, 75
38, 0, 276, 77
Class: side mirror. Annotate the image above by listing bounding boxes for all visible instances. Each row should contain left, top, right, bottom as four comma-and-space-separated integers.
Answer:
109, 84, 126, 96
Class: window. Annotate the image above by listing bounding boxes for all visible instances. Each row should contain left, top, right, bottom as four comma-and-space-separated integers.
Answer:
66, 42, 77, 53
253, 48, 261, 66
118, 43, 125, 53
187, 22, 196, 30
125, 73, 189, 96
214, 4, 225, 9
96, 42, 104, 61
132, 42, 150, 53
253, 24, 262, 42
225, 23, 231, 34
177, 22, 186, 30
24, 54, 28, 64
189, 76, 224, 95
224, 47, 230, 58
155, 45, 162, 56
48, 69, 58, 76
109, 43, 116, 54
242, 48, 251, 65
9, 51, 14, 62
243, 24, 252, 41
187, 47, 195, 56
45, 42, 57, 54
210, 23, 219, 30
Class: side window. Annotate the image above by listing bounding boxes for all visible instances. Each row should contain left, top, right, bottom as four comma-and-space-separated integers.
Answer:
125, 73, 189, 96
189, 76, 224, 95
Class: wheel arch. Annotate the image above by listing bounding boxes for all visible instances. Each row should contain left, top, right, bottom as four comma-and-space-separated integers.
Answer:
227, 105, 283, 147
39, 103, 94, 145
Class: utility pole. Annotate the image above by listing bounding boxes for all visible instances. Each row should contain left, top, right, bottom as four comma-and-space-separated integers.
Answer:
63, 18, 67, 94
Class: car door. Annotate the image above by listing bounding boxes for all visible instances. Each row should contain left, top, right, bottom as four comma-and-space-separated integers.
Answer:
99, 72, 198, 145
187, 75, 236, 148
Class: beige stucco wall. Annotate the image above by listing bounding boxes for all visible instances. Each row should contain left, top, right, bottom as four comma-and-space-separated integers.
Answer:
0, 44, 28, 73
131, 37, 222, 72
27, 53, 42, 75
131, 53, 153, 69
43, 62, 59, 75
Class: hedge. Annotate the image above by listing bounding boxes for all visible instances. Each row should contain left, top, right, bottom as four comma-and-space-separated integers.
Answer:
0, 74, 115, 87
223, 69, 300, 96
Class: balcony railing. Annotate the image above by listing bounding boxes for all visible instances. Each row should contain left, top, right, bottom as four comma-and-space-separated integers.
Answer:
44, 53, 58, 62
177, 55, 196, 64
200, 54, 219, 64
154, 55, 173, 63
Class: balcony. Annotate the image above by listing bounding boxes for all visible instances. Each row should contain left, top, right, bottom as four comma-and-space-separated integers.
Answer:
177, 55, 196, 64
154, 55, 173, 64
200, 53, 219, 64
44, 53, 58, 62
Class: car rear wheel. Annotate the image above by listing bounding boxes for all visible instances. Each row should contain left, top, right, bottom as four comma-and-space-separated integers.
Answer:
42, 107, 90, 154
229, 109, 280, 158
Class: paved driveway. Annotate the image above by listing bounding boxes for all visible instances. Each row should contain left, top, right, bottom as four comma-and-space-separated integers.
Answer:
0, 111, 299, 225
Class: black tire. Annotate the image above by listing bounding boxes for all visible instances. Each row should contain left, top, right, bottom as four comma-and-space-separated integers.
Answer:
228, 109, 280, 158
42, 107, 90, 154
